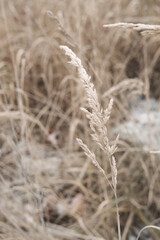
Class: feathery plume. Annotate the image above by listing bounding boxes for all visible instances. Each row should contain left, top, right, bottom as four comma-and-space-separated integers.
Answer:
60, 45, 121, 240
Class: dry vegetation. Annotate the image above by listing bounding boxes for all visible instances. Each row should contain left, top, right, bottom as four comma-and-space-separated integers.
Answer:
0, 0, 160, 239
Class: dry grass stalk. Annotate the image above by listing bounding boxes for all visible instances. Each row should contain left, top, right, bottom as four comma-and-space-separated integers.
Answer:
60, 45, 121, 240
103, 22, 160, 34
136, 225, 160, 240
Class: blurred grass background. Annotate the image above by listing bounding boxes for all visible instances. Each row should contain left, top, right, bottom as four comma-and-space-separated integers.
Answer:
0, 0, 160, 239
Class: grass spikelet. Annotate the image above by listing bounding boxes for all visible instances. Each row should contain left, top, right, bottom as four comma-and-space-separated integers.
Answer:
76, 138, 105, 175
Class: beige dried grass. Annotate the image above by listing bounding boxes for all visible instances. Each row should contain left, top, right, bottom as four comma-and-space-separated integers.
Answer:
103, 22, 160, 35
60, 45, 121, 240
0, 1, 160, 240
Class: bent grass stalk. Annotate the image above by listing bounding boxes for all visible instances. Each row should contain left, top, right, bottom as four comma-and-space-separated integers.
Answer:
60, 45, 121, 240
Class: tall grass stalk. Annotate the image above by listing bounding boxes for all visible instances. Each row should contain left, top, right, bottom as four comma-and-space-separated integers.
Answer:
60, 45, 121, 240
